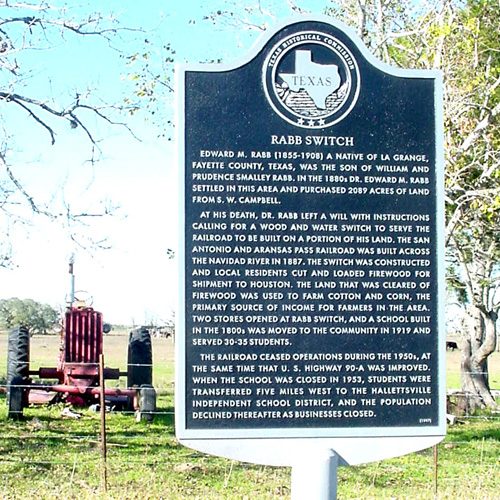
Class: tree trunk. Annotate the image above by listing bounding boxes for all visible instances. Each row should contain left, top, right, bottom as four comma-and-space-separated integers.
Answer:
461, 306, 498, 410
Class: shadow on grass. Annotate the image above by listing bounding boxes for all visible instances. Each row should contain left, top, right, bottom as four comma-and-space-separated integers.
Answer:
447, 423, 500, 442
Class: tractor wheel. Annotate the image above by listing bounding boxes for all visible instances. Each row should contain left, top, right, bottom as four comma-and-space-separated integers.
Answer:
137, 384, 156, 422
7, 375, 25, 419
6, 326, 30, 419
7, 326, 30, 382
127, 327, 153, 388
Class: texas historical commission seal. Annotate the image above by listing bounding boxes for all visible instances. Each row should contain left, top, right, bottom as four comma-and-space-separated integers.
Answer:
263, 31, 360, 129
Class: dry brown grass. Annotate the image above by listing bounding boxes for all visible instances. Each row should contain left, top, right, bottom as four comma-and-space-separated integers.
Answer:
0, 329, 175, 389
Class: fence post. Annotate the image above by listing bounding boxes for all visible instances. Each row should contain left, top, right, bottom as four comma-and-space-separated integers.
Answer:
99, 354, 108, 492
433, 444, 438, 497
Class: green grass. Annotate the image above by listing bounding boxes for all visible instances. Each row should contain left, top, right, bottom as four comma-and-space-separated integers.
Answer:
338, 420, 500, 498
0, 399, 498, 499
1, 332, 499, 498
0, 395, 291, 499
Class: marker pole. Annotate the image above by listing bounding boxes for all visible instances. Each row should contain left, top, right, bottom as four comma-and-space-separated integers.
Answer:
291, 449, 338, 500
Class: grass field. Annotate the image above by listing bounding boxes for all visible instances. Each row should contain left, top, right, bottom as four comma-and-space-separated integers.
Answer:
0, 330, 175, 388
1, 331, 499, 499
0, 394, 498, 498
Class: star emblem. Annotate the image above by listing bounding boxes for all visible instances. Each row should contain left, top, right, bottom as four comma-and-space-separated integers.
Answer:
297, 118, 305, 125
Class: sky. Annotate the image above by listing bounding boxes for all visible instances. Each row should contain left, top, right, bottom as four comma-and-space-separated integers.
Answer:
0, 0, 329, 325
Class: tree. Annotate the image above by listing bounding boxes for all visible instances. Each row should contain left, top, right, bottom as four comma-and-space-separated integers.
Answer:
1, 1, 141, 267
0, 297, 59, 334
330, 0, 499, 409
437, 0, 499, 409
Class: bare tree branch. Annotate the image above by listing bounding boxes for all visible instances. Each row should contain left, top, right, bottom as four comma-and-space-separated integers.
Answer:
0, 90, 140, 153
0, 150, 51, 216
5, 94, 56, 144
0, 1, 144, 266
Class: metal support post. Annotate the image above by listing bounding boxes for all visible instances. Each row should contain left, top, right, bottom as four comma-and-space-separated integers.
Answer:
291, 450, 338, 500
99, 354, 108, 492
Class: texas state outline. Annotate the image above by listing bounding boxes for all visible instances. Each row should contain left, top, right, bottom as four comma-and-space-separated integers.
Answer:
279, 50, 341, 109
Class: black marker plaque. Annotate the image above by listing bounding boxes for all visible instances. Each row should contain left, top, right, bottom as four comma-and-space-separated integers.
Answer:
178, 19, 444, 439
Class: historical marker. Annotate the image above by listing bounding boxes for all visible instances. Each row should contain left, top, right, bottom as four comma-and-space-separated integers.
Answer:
177, 17, 445, 468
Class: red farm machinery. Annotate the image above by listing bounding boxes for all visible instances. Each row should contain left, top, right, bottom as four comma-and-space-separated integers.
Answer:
6, 307, 156, 421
